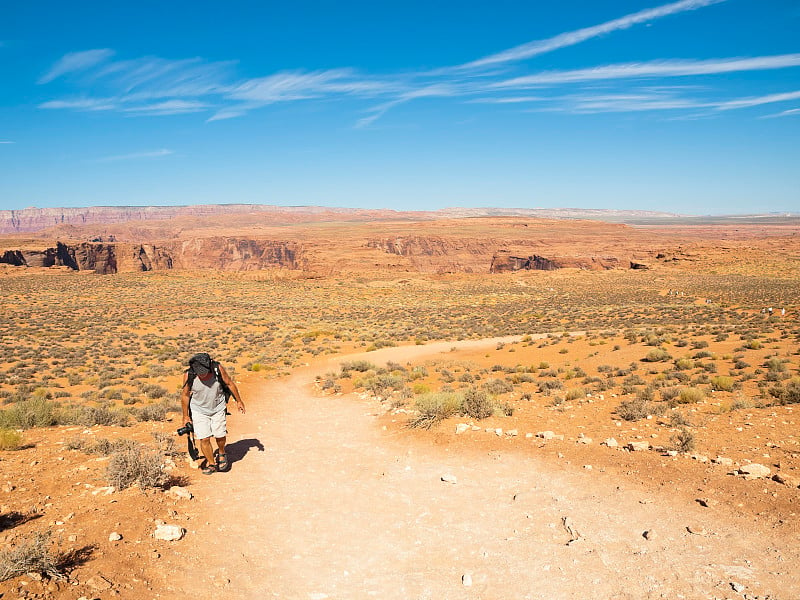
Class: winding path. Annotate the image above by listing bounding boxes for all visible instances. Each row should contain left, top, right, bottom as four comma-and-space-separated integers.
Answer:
167, 337, 797, 599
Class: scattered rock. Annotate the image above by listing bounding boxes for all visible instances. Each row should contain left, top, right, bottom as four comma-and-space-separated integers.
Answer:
602, 438, 619, 448
731, 582, 746, 593
577, 437, 593, 445
738, 463, 771, 480
506, 429, 518, 437
695, 498, 717, 508
86, 574, 113, 591
462, 572, 473, 587
686, 525, 707, 536
2, 483, 15, 493
441, 474, 458, 484
643, 530, 655, 540
627, 441, 650, 452
108, 532, 122, 541
712, 456, 734, 466
153, 524, 186, 541
167, 486, 193, 500
773, 473, 800, 488
455, 423, 470, 434
691, 454, 709, 463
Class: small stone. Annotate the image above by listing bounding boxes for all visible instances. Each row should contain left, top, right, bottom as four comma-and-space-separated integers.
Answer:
731, 582, 745, 593
691, 454, 709, 463
455, 424, 470, 435
643, 530, 655, 540
627, 441, 650, 452
577, 437, 593, 445
108, 532, 122, 541
153, 524, 185, 541
494, 428, 503, 437
2, 483, 15, 493
166, 486, 193, 500
712, 456, 734, 466
441, 474, 458, 484
583, 465, 592, 470
86, 575, 113, 591
773, 473, 800, 488
603, 438, 619, 448
686, 525, 707, 535
462, 573, 472, 587
537, 431, 557, 440
738, 463, 771, 479
506, 429, 518, 437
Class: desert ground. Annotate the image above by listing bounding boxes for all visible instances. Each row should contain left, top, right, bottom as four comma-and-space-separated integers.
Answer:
1, 216, 798, 599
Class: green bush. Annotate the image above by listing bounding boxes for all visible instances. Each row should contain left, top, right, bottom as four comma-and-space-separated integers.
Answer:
670, 428, 695, 453
461, 387, 493, 420
677, 387, 705, 404
616, 397, 665, 421
0, 428, 23, 450
0, 398, 59, 429
710, 376, 735, 392
644, 347, 671, 362
482, 378, 513, 395
409, 392, 462, 429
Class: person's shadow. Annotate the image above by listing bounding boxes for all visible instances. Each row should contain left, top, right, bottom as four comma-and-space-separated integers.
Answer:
225, 438, 265, 468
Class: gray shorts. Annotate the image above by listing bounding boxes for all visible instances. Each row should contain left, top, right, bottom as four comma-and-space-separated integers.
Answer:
192, 410, 227, 439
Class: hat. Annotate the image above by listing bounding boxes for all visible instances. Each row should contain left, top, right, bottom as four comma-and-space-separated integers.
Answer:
189, 353, 212, 376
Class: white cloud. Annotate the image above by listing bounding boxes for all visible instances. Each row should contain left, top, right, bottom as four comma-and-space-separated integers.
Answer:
459, 0, 728, 71
93, 149, 174, 162
493, 54, 800, 88
715, 90, 800, 111
38, 49, 115, 84
759, 108, 800, 119
39, 98, 118, 111
123, 100, 209, 116
0, 140, 14, 144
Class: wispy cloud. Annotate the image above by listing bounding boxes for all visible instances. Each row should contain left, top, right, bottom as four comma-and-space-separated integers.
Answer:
93, 149, 174, 162
458, 0, 728, 71
759, 108, 800, 119
492, 54, 800, 88
0, 140, 15, 144
715, 90, 800, 110
36, 0, 800, 127
38, 49, 115, 84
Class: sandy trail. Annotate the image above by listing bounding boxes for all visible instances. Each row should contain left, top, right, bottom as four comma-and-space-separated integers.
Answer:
168, 337, 797, 599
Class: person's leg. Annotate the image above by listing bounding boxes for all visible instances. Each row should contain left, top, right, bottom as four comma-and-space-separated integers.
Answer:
198, 437, 215, 468
192, 412, 217, 472
209, 411, 229, 470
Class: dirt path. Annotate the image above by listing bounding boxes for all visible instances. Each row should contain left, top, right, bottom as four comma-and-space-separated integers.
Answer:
166, 337, 797, 599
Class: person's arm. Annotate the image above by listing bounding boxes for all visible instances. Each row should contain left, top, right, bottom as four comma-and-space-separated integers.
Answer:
219, 364, 246, 414
180, 371, 192, 423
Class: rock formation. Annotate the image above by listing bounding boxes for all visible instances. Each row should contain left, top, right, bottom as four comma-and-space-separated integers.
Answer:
489, 251, 621, 273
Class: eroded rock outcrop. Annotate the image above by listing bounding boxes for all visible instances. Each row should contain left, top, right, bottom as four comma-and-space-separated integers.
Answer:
489, 251, 621, 273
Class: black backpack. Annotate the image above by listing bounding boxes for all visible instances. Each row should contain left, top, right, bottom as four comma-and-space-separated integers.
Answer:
185, 353, 233, 403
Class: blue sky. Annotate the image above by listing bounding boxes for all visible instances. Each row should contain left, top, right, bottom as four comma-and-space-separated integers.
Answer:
1, 0, 799, 215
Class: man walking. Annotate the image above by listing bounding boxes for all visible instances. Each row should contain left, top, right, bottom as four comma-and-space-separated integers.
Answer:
181, 353, 246, 474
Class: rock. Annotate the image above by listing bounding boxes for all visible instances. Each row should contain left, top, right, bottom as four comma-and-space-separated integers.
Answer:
537, 431, 557, 440
462, 573, 473, 587
627, 441, 650, 452
773, 473, 800, 488
108, 532, 122, 541
494, 428, 503, 437
441, 474, 458, 484
2, 483, 15, 493
455, 423, 470, 435
506, 429, 518, 437
695, 498, 717, 508
86, 575, 113, 591
602, 438, 619, 448
643, 530, 655, 540
166, 486, 193, 500
153, 524, 186, 541
731, 582, 745, 593
686, 525, 707, 535
738, 463, 771, 479
690, 454, 709, 463
712, 456, 734, 466
577, 437, 593, 445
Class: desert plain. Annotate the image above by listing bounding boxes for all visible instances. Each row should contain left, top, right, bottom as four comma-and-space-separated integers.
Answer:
0, 208, 799, 599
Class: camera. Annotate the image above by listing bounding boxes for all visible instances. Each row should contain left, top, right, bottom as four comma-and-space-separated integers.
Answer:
176, 422, 193, 436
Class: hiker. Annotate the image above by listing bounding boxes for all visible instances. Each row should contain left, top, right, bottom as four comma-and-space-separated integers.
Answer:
180, 353, 246, 474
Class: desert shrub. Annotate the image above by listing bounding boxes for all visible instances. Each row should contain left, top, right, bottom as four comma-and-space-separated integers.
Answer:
142, 384, 168, 399
565, 387, 586, 401
537, 379, 563, 395
0, 531, 65, 581
412, 382, 430, 394
0, 428, 23, 450
133, 403, 168, 422
710, 376, 735, 392
765, 357, 787, 372
674, 358, 694, 371
363, 373, 406, 400
770, 379, 800, 405
670, 428, 695, 453
339, 360, 375, 376
729, 396, 753, 411
676, 387, 705, 404
72, 405, 131, 427
660, 387, 680, 402
408, 392, 462, 429
105, 445, 168, 490
482, 378, 513, 395
0, 398, 59, 429
616, 396, 665, 421
86, 438, 138, 456
461, 387, 493, 419
670, 411, 691, 427
644, 347, 671, 362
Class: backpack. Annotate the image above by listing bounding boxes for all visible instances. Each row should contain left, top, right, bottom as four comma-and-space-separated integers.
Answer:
185, 353, 233, 403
